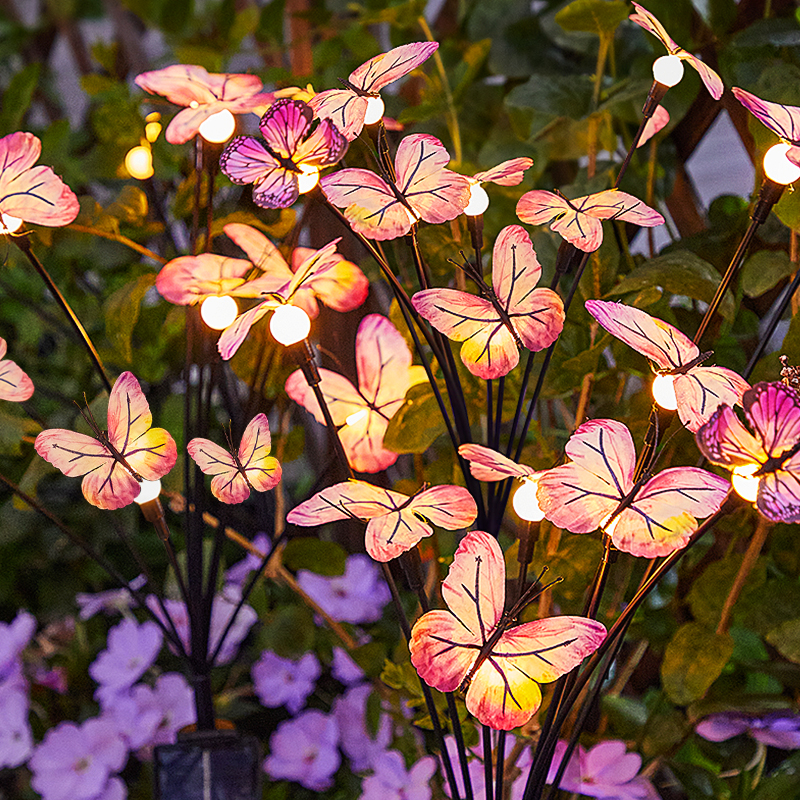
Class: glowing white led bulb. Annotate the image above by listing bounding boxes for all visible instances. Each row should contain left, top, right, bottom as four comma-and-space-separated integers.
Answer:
363, 96, 385, 125
732, 464, 760, 503
270, 304, 311, 346
135, 479, 162, 504
125, 145, 154, 180
198, 109, 236, 144
0, 214, 23, 234
201, 296, 238, 330
652, 55, 684, 87
297, 164, 320, 194
512, 477, 545, 522
652, 373, 678, 411
763, 143, 800, 186
345, 408, 369, 427
464, 183, 490, 216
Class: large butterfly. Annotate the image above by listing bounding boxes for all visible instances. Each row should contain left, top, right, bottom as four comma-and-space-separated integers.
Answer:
629, 3, 724, 100
187, 414, 282, 504
286, 480, 477, 562
412, 225, 564, 379
586, 299, 749, 432
0, 132, 79, 229
285, 314, 427, 473
216, 239, 358, 360
0, 338, 33, 402
220, 99, 347, 209
731, 88, 800, 145
34, 372, 177, 510
320, 133, 471, 240
309, 41, 439, 141
409, 530, 606, 730
536, 419, 729, 557
516, 189, 664, 253
134, 64, 275, 145
696, 381, 800, 523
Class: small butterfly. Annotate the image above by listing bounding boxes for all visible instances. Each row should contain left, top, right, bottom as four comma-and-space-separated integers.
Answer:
35, 372, 177, 510
472, 157, 534, 187
409, 530, 606, 730
412, 225, 564, 379
458, 443, 537, 482
536, 419, 729, 557
0, 337, 33, 402
732, 87, 800, 145
516, 188, 664, 253
309, 42, 439, 141
586, 299, 749, 432
320, 133, 471, 240
221, 99, 347, 209
0, 132, 79, 228
285, 314, 427, 473
134, 64, 275, 145
187, 414, 281, 504
216, 238, 358, 360
287, 480, 477, 562
696, 381, 800, 523
629, 3, 724, 100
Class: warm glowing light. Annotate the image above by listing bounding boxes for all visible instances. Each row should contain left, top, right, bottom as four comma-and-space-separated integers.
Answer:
190, 101, 200, 109
403, 205, 419, 226
124, 145, 154, 180
464, 183, 490, 216
652, 55, 684, 87
345, 408, 369, 427
763, 143, 800, 186
652, 373, 678, 410
732, 464, 760, 503
0, 214, 23, 234
198, 109, 236, 143
270, 304, 311, 346
135, 479, 162, 504
602, 514, 620, 536
297, 164, 320, 194
200, 295, 238, 330
512, 477, 545, 522
363, 96, 385, 125
145, 121, 162, 142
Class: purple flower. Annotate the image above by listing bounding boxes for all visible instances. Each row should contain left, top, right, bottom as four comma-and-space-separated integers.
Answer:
360, 750, 437, 800
29, 717, 128, 800
547, 740, 658, 800
252, 650, 320, 713
89, 618, 163, 692
332, 646, 365, 685
224, 533, 270, 586
0, 685, 33, 768
76, 576, 146, 620
333, 683, 392, 772
296, 554, 390, 624
0, 610, 35, 685
146, 587, 257, 664
696, 711, 800, 750
265, 709, 340, 790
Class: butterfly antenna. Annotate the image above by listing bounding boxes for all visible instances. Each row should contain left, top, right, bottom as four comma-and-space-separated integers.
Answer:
512, 574, 564, 616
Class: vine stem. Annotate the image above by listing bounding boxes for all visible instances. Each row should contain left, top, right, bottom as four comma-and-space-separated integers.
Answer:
12, 235, 112, 393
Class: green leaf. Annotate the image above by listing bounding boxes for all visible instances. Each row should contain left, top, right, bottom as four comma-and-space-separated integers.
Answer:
105, 186, 149, 227
767, 619, 800, 664
504, 73, 594, 138
261, 606, 314, 658
104, 273, 157, 363
750, 751, 800, 800
741, 250, 796, 298
282, 538, 347, 576
0, 407, 39, 457
611, 251, 736, 321
661, 622, 734, 705
383, 383, 446, 455
0, 63, 41, 135
555, 0, 629, 35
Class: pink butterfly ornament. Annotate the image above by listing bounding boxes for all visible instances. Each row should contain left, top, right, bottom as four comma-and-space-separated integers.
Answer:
586, 299, 749, 432
410, 530, 606, 730
0, 132, 79, 230
413, 225, 564, 379
516, 188, 664, 253
285, 314, 427, 473
731, 88, 800, 145
536, 419, 729, 557
134, 65, 275, 145
0, 338, 33, 402
309, 42, 439, 141
463, 157, 535, 216
629, 3, 724, 100
34, 372, 177, 510
188, 414, 281, 504
321, 133, 471, 240
221, 99, 347, 210
696, 381, 800, 522
287, 480, 477, 562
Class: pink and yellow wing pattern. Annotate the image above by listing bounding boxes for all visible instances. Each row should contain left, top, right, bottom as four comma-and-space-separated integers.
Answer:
516, 190, 603, 252
732, 88, 800, 144
743, 382, 800, 459
187, 438, 247, 503
473, 158, 534, 186
238, 413, 281, 493
0, 338, 33, 401
350, 42, 439, 93
458, 444, 536, 482
308, 90, 368, 141
673, 367, 750, 433
696, 404, 767, 468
